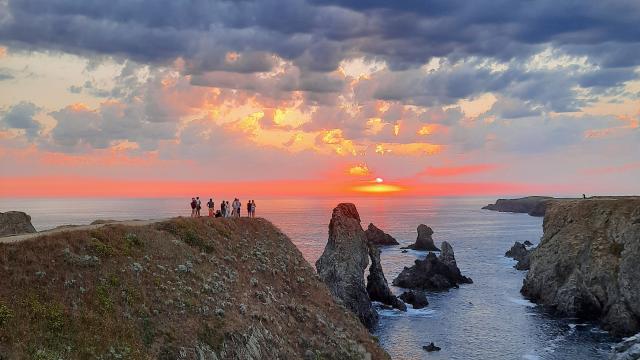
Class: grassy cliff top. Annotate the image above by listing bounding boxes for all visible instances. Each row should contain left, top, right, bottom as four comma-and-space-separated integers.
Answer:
0, 217, 388, 360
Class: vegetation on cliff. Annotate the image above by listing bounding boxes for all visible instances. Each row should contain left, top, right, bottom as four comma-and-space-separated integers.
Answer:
0, 217, 388, 359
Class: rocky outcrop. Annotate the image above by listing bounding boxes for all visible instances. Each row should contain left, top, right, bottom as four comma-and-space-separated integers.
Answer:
366, 244, 406, 311
402, 224, 440, 251
398, 290, 429, 309
0, 211, 36, 237
521, 199, 640, 336
610, 333, 640, 360
0, 217, 390, 359
482, 196, 554, 216
365, 223, 399, 246
316, 203, 379, 330
505, 241, 533, 270
392, 241, 472, 290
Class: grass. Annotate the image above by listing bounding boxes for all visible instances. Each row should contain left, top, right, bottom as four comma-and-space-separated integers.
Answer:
0, 217, 390, 360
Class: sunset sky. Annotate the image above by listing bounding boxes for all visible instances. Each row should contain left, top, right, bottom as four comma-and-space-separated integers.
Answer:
0, 0, 639, 197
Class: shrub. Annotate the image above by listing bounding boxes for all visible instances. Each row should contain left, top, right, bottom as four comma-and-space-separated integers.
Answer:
0, 302, 13, 326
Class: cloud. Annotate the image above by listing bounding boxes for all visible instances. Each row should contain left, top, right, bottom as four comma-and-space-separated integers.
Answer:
420, 164, 498, 177
0, 101, 41, 139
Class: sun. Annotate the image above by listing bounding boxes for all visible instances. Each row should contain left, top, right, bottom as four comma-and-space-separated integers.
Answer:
351, 177, 404, 194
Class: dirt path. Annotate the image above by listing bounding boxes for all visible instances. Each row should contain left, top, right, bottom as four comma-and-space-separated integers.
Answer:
0, 219, 169, 244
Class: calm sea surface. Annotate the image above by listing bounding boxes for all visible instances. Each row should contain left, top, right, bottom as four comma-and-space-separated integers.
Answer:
0, 197, 616, 359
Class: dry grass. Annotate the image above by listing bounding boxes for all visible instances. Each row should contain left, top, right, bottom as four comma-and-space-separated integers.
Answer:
0, 217, 388, 360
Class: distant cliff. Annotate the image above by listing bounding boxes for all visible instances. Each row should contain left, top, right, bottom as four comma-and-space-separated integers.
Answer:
482, 196, 553, 216
521, 199, 640, 336
0, 217, 388, 359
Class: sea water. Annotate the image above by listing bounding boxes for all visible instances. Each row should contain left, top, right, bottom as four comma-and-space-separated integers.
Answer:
0, 197, 616, 359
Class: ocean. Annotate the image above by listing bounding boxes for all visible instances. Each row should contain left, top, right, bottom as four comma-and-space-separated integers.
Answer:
0, 197, 616, 359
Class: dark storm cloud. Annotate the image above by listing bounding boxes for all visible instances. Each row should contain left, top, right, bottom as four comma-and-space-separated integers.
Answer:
1, 0, 639, 107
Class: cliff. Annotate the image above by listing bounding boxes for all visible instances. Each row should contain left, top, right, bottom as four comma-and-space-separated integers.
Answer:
0, 217, 388, 359
521, 199, 640, 336
482, 196, 553, 216
0, 211, 36, 236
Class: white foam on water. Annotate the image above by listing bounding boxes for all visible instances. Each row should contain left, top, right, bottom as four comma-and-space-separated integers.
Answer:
508, 297, 537, 307
522, 354, 541, 360
376, 305, 436, 318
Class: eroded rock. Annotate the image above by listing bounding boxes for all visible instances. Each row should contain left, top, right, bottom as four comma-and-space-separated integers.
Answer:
0, 211, 36, 237
402, 224, 440, 251
398, 290, 429, 309
365, 223, 399, 246
366, 244, 406, 311
316, 203, 379, 329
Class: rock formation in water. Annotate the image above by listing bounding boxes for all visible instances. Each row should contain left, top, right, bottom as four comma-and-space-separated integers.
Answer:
0, 211, 36, 237
482, 196, 554, 217
366, 243, 406, 311
610, 333, 640, 360
316, 203, 379, 330
521, 199, 640, 336
398, 290, 429, 309
402, 224, 440, 251
365, 223, 399, 246
505, 241, 533, 270
0, 217, 389, 359
392, 241, 472, 290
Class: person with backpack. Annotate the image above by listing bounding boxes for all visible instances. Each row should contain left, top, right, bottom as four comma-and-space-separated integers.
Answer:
190, 198, 197, 217
207, 198, 215, 217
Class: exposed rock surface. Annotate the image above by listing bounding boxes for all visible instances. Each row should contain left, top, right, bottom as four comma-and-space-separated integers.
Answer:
0, 211, 36, 237
402, 224, 440, 251
521, 199, 640, 336
316, 203, 379, 330
423, 343, 441, 352
366, 244, 406, 311
505, 241, 533, 270
0, 217, 389, 359
482, 196, 554, 216
610, 333, 640, 360
393, 241, 472, 290
398, 290, 429, 309
365, 223, 399, 246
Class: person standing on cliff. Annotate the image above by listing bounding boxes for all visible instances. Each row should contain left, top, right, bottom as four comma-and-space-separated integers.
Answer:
190, 197, 197, 217
246, 200, 251, 217
251, 200, 256, 217
207, 198, 215, 217
196, 197, 202, 217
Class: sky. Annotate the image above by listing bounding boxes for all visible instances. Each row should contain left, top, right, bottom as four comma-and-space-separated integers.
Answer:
0, 0, 639, 197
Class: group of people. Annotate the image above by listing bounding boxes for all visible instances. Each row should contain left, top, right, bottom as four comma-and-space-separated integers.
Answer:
190, 197, 256, 218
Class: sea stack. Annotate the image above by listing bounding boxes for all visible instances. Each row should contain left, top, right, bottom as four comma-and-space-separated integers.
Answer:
393, 241, 472, 290
365, 223, 399, 246
366, 243, 406, 311
402, 224, 440, 251
315, 203, 379, 329
521, 198, 640, 336
0, 211, 37, 237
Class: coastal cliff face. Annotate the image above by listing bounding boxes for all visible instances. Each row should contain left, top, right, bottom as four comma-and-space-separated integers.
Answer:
521, 199, 640, 336
0, 217, 388, 359
0, 211, 36, 236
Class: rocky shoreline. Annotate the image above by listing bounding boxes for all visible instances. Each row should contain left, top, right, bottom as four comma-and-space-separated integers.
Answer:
482, 196, 555, 216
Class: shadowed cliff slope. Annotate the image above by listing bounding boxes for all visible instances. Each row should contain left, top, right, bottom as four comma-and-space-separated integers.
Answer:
0, 217, 388, 359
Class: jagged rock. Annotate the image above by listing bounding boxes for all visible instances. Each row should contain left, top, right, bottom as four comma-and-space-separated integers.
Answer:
365, 223, 399, 246
610, 333, 640, 360
316, 203, 379, 329
505, 241, 533, 270
523, 240, 533, 246
393, 242, 472, 290
423, 343, 441, 352
402, 224, 440, 251
398, 290, 429, 309
366, 244, 406, 311
522, 199, 640, 336
0, 211, 36, 237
